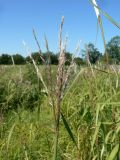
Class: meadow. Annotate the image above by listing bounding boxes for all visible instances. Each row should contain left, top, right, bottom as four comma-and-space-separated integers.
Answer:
1, 1, 120, 159
0, 63, 120, 160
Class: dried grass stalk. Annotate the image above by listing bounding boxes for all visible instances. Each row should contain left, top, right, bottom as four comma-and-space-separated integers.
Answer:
23, 41, 48, 94
33, 29, 46, 64
54, 16, 65, 160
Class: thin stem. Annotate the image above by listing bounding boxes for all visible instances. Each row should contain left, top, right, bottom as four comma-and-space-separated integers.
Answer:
53, 16, 65, 160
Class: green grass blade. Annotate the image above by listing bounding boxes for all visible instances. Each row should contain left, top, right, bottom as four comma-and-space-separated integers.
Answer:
106, 144, 119, 160
89, 0, 120, 29
96, 104, 100, 125
100, 10, 120, 30
105, 130, 113, 144
91, 122, 101, 151
61, 112, 77, 147
7, 123, 16, 151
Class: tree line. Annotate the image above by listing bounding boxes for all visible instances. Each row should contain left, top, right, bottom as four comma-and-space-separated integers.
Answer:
0, 36, 120, 65
0, 52, 84, 65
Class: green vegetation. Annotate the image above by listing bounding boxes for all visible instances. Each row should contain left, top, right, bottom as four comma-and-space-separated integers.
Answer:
0, 64, 120, 159
107, 36, 120, 64
1, 1, 120, 159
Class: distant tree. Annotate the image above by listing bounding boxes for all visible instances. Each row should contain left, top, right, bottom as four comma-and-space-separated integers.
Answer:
25, 51, 85, 66
26, 52, 58, 65
42, 52, 58, 65
65, 52, 72, 65
0, 54, 12, 65
13, 54, 25, 65
107, 36, 120, 64
49, 53, 58, 65
26, 56, 32, 64
32, 52, 43, 64
83, 43, 101, 64
74, 57, 85, 66
26, 52, 42, 64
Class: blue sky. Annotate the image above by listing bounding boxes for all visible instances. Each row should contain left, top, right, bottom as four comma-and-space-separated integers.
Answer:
0, 0, 120, 56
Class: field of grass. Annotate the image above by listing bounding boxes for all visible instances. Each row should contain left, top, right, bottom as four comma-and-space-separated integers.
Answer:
0, 0, 120, 159
0, 64, 120, 160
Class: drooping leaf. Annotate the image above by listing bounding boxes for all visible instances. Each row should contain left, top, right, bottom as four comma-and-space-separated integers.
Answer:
61, 112, 77, 147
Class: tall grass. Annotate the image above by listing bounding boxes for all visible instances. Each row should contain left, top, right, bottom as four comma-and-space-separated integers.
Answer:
1, 65, 120, 159
0, 2, 120, 159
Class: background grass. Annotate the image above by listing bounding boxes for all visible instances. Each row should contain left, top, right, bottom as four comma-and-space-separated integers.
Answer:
0, 65, 120, 159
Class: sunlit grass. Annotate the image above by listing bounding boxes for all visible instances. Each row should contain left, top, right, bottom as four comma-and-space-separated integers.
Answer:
0, 65, 120, 159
